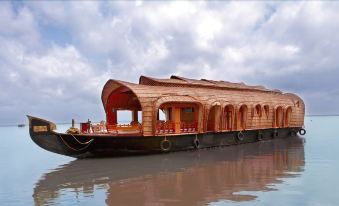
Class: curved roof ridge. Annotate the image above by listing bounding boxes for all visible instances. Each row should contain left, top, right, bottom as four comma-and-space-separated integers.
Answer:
170, 75, 188, 82
139, 75, 280, 93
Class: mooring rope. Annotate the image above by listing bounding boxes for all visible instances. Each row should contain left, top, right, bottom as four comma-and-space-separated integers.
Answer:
70, 134, 93, 145
58, 134, 94, 151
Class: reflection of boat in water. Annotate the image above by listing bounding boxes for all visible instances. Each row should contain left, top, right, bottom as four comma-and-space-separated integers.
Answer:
33, 136, 305, 205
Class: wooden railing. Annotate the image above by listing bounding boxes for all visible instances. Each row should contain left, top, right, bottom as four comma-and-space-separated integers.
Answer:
180, 122, 197, 133
106, 123, 142, 134
156, 121, 198, 134
156, 121, 175, 134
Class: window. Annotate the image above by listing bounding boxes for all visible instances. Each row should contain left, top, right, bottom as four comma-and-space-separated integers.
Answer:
224, 105, 234, 130
255, 104, 262, 117
275, 106, 283, 128
238, 105, 248, 130
264, 105, 269, 118
285, 107, 292, 127
182, 108, 194, 113
207, 105, 220, 131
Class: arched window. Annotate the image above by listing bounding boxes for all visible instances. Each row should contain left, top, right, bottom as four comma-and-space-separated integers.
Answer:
207, 105, 221, 131
275, 106, 283, 128
238, 105, 248, 130
255, 104, 262, 117
285, 107, 292, 127
224, 105, 234, 130
264, 105, 269, 118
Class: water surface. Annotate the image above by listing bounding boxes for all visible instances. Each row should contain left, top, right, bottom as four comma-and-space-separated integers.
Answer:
1, 117, 339, 205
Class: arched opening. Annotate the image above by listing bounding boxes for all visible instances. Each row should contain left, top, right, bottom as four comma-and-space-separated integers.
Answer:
255, 104, 262, 117
105, 86, 142, 133
238, 105, 248, 130
263, 105, 269, 118
285, 107, 292, 127
224, 105, 234, 131
207, 104, 221, 132
157, 102, 199, 134
275, 106, 283, 128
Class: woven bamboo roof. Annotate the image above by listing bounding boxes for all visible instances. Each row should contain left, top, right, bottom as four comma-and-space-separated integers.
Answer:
101, 75, 304, 136
102, 75, 301, 111
139, 75, 281, 93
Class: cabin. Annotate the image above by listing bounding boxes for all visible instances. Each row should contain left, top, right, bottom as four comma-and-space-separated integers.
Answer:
99, 75, 305, 136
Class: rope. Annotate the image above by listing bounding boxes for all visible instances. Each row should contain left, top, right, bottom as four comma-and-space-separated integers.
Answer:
70, 134, 93, 145
59, 135, 94, 152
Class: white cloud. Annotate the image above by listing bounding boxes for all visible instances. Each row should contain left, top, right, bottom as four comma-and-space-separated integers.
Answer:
0, 3, 40, 48
1, 1, 339, 124
25, 45, 91, 78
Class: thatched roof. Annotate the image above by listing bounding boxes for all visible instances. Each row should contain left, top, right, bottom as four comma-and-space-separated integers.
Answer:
139, 75, 282, 93
101, 75, 304, 136
101, 76, 296, 110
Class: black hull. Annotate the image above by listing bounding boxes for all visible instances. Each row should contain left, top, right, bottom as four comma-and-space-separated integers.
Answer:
28, 116, 303, 158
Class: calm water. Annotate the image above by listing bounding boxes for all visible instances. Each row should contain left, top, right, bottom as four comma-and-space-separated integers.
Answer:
0, 116, 339, 206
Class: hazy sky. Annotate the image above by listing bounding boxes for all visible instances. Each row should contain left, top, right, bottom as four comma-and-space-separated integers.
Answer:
1, 1, 339, 125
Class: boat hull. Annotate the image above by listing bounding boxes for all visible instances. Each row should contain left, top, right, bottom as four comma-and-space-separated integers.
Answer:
28, 116, 302, 158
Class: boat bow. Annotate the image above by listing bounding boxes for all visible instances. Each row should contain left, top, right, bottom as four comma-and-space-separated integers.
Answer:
27, 115, 93, 158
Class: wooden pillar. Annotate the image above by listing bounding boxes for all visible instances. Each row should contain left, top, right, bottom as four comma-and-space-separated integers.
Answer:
107, 108, 117, 125
220, 107, 224, 131
235, 106, 238, 130
174, 107, 181, 134
282, 108, 286, 128
132, 109, 138, 122
194, 105, 199, 132
215, 106, 221, 131
204, 105, 209, 132
273, 108, 276, 128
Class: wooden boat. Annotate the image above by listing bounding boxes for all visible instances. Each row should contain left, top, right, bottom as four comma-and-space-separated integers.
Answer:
27, 75, 306, 158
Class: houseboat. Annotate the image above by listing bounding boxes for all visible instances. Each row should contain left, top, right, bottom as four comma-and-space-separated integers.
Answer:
27, 75, 306, 158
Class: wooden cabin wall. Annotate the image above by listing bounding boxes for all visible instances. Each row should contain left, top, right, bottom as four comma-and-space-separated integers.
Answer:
121, 82, 305, 136
180, 108, 195, 122
138, 97, 156, 136
289, 100, 305, 127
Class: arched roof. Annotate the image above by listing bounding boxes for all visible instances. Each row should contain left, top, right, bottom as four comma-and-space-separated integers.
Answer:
101, 76, 302, 136
102, 78, 299, 110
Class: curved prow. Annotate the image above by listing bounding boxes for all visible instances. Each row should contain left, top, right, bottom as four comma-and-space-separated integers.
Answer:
27, 115, 57, 135
27, 115, 79, 157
